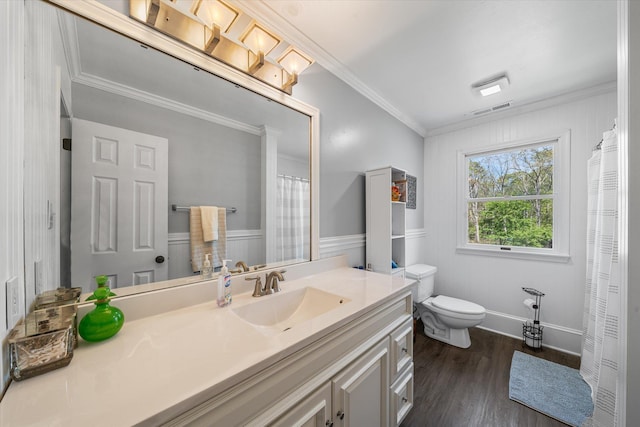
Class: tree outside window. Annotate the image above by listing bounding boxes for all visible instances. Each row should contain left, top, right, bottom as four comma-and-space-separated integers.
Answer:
467, 143, 554, 249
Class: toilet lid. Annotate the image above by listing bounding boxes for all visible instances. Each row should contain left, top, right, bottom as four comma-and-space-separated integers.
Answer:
431, 295, 485, 315
405, 264, 437, 279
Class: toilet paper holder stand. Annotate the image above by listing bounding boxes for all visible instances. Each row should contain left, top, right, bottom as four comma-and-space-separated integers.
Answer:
522, 287, 545, 350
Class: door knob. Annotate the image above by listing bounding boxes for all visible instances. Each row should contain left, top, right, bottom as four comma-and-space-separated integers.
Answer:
155, 255, 165, 264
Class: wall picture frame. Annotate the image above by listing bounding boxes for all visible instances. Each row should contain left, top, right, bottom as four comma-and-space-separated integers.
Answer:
407, 174, 417, 209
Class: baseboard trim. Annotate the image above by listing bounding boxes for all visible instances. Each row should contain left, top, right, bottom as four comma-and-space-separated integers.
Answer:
480, 309, 582, 356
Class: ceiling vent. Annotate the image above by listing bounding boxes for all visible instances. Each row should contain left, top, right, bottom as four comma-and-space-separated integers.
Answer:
472, 100, 513, 116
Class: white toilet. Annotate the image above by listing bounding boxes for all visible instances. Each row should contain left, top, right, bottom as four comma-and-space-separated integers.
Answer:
406, 264, 486, 349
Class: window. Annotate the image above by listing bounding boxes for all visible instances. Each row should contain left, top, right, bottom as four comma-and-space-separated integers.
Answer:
457, 132, 570, 262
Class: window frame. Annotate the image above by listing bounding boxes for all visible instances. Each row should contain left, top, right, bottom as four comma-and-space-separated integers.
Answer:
456, 131, 571, 262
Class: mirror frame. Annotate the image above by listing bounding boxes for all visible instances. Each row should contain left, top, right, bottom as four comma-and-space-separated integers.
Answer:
46, 0, 320, 271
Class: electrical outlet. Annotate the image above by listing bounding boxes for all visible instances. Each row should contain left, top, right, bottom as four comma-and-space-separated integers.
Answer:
6, 276, 21, 329
34, 260, 43, 296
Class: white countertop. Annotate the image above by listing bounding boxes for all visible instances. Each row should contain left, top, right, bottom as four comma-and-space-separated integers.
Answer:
0, 266, 412, 426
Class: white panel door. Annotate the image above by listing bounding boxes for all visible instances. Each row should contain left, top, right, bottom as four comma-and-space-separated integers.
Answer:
71, 118, 168, 292
332, 339, 389, 427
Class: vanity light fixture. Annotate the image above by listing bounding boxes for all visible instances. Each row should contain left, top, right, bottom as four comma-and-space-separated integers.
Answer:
141, 0, 161, 25
171, 0, 239, 53
240, 21, 281, 75
278, 46, 314, 91
191, 0, 239, 33
130, 0, 311, 95
472, 74, 510, 97
240, 21, 280, 56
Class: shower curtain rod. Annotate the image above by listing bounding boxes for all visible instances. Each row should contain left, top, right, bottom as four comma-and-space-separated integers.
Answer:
171, 204, 237, 213
277, 174, 310, 182
594, 121, 617, 151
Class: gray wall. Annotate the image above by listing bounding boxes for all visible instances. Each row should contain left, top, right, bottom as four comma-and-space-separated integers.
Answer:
71, 84, 262, 233
278, 155, 309, 178
294, 65, 425, 238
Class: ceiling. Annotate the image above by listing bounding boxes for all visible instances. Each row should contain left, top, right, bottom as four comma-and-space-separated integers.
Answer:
235, 0, 617, 136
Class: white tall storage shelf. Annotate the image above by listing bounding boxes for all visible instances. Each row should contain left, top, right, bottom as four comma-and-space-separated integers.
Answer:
366, 167, 406, 276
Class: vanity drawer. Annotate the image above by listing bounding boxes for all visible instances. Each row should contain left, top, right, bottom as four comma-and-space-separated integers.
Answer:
390, 317, 413, 379
390, 363, 414, 427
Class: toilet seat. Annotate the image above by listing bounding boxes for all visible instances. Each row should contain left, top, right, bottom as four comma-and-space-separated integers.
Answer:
431, 295, 485, 315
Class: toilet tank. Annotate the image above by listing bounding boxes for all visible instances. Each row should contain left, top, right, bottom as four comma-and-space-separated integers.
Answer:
405, 264, 437, 303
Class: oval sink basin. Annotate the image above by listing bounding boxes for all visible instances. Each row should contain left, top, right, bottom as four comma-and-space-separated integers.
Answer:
231, 287, 350, 335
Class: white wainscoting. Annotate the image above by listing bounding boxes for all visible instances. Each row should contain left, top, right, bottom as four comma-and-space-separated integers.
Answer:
1, 0, 26, 394
405, 229, 427, 267
319, 234, 366, 268
168, 230, 264, 279
319, 229, 425, 269
24, 0, 62, 308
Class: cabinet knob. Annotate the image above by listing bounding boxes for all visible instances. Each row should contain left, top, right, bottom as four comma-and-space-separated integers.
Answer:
402, 397, 408, 403
336, 410, 345, 420
401, 347, 408, 353
155, 255, 165, 264
325, 421, 333, 427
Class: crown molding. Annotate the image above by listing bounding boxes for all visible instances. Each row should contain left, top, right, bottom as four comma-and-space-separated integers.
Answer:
74, 72, 262, 135
232, 0, 427, 137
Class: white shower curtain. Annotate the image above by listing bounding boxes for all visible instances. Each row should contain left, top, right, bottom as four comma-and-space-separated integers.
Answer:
276, 175, 310, 263
581, 128, 621, 427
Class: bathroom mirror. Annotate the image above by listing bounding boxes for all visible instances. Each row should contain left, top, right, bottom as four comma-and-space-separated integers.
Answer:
28, 0, 319, 296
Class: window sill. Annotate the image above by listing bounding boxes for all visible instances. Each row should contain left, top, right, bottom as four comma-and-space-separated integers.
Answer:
456, 246, 571, 263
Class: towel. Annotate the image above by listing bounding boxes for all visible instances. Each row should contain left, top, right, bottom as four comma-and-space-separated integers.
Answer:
200, 206, 219, 242
190, 207, 227, 272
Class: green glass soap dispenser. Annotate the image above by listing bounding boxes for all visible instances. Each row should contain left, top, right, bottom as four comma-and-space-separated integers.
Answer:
78, 275, 125, 342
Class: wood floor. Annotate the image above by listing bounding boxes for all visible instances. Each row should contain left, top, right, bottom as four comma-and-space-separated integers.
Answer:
400, 325, 581, 427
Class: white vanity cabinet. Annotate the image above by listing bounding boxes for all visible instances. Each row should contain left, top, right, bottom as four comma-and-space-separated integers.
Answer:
269, 383, 332, 427
270, 339, 389, 427
166, 292, 413, 427
331, 338, 390, 427
0, 262, 415, 426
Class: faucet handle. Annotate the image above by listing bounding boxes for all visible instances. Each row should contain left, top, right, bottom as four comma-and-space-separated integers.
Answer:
246, 276, 264, 297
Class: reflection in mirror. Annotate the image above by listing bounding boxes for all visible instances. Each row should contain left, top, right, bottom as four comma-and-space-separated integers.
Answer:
36, 2, 312, 294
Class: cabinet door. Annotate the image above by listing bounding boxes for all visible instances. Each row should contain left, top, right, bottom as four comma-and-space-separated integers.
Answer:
270, 382, 332, 427
332, 339, 389, 427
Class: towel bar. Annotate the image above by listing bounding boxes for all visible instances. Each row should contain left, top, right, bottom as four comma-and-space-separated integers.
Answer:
171, 204, 237, 213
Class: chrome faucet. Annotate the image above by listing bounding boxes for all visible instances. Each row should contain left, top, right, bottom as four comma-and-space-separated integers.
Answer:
265, 270, 286, 294
235, 261, 250, 272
